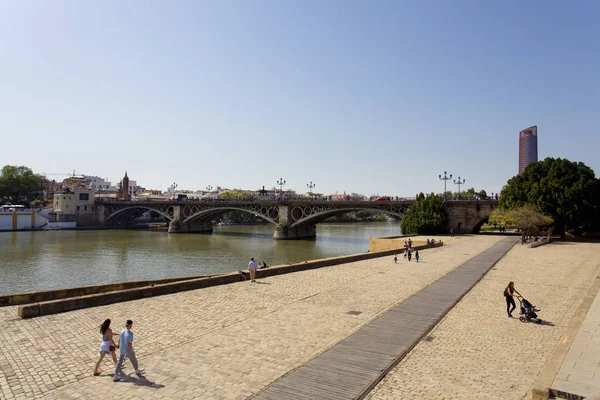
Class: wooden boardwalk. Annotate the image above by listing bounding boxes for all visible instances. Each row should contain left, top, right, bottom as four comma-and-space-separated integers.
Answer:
252, 238, 517, 400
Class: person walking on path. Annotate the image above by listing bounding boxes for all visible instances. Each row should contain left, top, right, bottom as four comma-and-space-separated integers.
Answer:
393, 254, 398, 264
94, 319, 118, 376
504, 282, 519, 318
407, 249, 412, 262
113, 320, 144, 381
415, 250, 420, 263
248, 258, 258, 282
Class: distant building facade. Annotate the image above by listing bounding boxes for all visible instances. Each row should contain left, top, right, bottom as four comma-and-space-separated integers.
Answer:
519, 125, 538, 174
84, 176, 112, 192
53, 186, 96, 222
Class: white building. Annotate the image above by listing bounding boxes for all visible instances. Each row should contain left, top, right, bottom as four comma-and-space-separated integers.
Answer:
84, 176, 112, 192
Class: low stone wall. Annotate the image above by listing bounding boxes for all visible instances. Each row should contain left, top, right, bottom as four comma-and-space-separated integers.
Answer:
368, 234, 428, 253
17, 242, 443, 319
255, 242, 442, 279
1, 275, 211, 307
18, 273, 241, 318
530, 238, 552, 248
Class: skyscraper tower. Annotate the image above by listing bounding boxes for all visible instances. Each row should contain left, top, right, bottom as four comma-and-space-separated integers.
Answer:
519, 126, 538, 174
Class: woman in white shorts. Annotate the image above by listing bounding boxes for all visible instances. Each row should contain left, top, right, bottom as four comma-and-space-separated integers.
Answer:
94, 319, 118, 376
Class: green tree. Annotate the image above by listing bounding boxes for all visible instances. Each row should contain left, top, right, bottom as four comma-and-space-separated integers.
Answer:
500, 158, 600, 237
401, 193, 449, 234
219, 189, 252, 200
0, 165, 44, 206
489, 206, 553, 236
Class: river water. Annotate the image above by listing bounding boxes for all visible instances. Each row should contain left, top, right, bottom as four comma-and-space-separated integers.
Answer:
0, 222, 401, 295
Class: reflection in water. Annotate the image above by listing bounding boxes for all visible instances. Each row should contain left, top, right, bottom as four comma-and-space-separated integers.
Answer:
0, 222, 401, 295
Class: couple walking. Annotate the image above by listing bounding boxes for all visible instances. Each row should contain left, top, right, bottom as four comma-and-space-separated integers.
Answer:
93, 319, 144, 381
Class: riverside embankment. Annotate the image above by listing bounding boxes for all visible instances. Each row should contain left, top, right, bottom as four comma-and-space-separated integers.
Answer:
1, 234, 506, 399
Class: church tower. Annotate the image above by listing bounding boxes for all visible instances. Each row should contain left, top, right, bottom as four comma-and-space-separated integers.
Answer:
122, 171, 130, 200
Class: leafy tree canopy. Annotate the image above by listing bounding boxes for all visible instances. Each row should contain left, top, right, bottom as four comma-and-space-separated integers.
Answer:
500, 158, 600, 235
219, 189, 253, 200
0, 165, 44, 206
489, 206, 553, 236
401, 192, 449, 234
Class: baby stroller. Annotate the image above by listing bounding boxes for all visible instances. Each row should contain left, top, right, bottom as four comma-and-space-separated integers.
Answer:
516, 294, 542, 323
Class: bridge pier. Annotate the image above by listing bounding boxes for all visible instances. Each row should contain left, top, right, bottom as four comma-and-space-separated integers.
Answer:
273, 205, 316, 239
273, 223, 316, 240
169, 219, 213, 234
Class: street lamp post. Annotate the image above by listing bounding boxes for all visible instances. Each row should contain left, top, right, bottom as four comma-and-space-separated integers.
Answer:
206, 185, 213, 199
307, 181, 315, 198
453, 177, 466, 200
171, 182, 178, 200
438, 171, 452, 201
277, 178, 286, 200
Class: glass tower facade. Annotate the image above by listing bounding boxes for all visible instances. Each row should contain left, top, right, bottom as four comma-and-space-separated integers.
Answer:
519, 126, 538, 174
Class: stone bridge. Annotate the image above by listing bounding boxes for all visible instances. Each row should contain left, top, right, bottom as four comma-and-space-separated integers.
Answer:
95, 200, 498, 239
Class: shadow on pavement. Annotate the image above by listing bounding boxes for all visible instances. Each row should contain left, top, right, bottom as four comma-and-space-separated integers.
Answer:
118, 374, 165, 389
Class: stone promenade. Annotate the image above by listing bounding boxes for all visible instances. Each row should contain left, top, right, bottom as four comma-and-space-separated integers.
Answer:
366, 241, 600, 400
1, 236, 598, 400
0, 235, 500, 399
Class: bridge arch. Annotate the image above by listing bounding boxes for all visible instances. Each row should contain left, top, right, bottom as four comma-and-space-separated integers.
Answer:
289, 207, 405, 229
181, 206, 279, 226
106, 205, 174, 223
471, 217, 489, 233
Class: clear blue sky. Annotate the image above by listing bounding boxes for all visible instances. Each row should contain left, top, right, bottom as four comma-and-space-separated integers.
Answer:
1, 0, 598, 196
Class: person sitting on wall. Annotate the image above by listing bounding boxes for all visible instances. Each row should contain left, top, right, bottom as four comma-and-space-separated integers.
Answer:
426, 239, 430, 245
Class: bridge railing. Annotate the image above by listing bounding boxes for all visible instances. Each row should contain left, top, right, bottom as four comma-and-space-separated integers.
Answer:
96, 197, 418, 204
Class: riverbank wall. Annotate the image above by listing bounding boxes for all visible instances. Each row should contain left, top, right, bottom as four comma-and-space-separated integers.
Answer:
369, 234, 421, 252
0, 275, 216, 307
16, 242, 443, 319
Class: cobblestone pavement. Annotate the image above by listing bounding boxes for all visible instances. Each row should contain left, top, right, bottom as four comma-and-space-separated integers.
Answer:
366, 241, 600, 400
0, 235, 504, 400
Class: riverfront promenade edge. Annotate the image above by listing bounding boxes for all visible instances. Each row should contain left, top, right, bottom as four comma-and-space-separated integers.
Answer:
94, 199, 498, 239
2, 235, 598, 400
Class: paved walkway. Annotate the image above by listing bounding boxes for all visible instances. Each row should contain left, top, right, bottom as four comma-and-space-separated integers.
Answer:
0, 235, 504, 400
552, 282, 600, 399
366, 241, 600, 400
252, 238, 517, 399
2, 236, 598, 400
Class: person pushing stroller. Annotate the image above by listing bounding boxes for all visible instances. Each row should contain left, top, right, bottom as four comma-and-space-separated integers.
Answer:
504, 281, 542, 323
504, 282, 519, 318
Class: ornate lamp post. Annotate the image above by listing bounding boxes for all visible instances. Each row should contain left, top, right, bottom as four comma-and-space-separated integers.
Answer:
438, 171, 452, 201
453, 177, 466, 200
277, 178, 286, 200
307, 181, 315, 198
171, 182, 178, 200
206, 185, 213, 199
